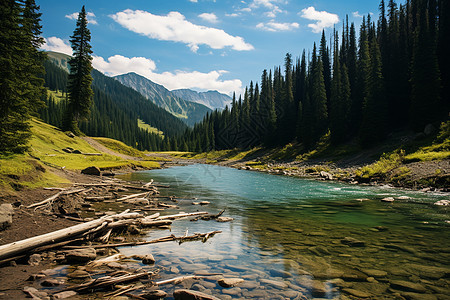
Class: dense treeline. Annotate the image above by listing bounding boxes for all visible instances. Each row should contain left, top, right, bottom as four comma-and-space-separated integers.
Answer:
40, 61, 187, 151
176, 0, 449, 152
0, 0, 46, 153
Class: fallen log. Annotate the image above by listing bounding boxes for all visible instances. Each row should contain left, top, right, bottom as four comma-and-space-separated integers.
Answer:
0, 211, 139, 261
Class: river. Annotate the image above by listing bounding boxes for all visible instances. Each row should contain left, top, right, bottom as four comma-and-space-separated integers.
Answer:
118, 164, 449, 299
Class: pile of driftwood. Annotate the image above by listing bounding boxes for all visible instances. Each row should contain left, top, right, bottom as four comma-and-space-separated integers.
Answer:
0, 177, 234, 298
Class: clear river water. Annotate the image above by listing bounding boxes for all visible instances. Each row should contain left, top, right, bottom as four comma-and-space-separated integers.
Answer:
117, 164, 450, 299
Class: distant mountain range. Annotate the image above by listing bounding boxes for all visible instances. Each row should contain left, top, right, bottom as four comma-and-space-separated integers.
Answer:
45, 51, 232, 126
114, 73, 212, 126
171, 89, 232, 110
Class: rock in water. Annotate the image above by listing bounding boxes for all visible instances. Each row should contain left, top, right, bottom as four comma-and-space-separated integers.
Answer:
320, 171, 333, 180
64, 248, 96, 263
381, 197, 395, 202
0, 204, 14, 230
341, 237, 366, 247
390, 280, 427, 293
216, 216, 233, 222
218, 278, 244, 288
140, 290, 168, 299
81, 166, 101, 176
173, 289, 221, 300
141, 254, 156, 264
53, 291, 78, 299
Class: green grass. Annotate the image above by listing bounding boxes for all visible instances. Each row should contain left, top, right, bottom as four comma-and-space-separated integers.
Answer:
403, 121, 450, 162
0, 119, 161, 194
93, 137, 147, 158
355, 150, 405, 179
137, 119, 164, 136
47, 89, 66, 102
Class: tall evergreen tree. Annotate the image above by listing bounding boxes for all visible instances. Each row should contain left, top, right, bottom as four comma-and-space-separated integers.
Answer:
64, 6, 93, 135
410, 0, 441, 130
0, 0, 45, 153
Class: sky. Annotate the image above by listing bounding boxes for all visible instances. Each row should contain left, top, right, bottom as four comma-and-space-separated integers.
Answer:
38, 0, 382, 96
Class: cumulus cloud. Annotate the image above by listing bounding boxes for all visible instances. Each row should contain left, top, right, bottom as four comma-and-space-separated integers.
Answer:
353, 11, 363, 18
41, 37, 72, 55
110, 10, 253, 52
300, 6, 339, 33
65, 11, 98, 25
241, 0, 284, 17
199, 12, 218, 23
256, 21, 299, 32
92, 54, 242, 95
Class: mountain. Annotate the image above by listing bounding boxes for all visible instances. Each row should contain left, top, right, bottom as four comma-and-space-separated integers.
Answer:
171, 89, 232, 110
114, 73, 212, 126
41, 51, 187, 151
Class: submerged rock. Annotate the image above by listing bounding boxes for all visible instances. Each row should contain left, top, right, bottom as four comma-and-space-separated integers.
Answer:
218, 278, 244, 288
140, 290, 168, 299
390, 280, 427, 293
173, 289, 220, 300
343, 288, 372, 298
341, 237, 366, 247
260, 279, 288, 289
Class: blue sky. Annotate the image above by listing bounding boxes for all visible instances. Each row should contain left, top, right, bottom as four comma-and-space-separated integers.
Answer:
39, 0, 382, 96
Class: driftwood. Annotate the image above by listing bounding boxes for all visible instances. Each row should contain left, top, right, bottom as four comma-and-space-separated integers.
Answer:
0, 210, 140, 261
192, 209, 225, 221
117, 192, 149, 202
156, 212, 208, 220
139, 220, 172, 227
27, 188, 86, 209
69, 271, 154, 293
62, 230, 222, 250
154, 273, 222, 285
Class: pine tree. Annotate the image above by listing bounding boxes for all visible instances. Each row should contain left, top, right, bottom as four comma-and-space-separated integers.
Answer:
64, 6, 93, 135
0, 0, 45, 153
410, 0, 441, 131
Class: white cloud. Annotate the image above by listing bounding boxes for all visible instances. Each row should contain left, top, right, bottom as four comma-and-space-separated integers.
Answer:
256, 21, 299, 32
300, 6, 339, 33
352, 11, 363, 18
41, 37, 72, 56
198, 12, 218, 23
189, 0, 198, 2
225, 13, 240, 17
111, 10, 253, 52
93, 54, 242, 95
242, 0, 284, 17
65, 11, 98, 25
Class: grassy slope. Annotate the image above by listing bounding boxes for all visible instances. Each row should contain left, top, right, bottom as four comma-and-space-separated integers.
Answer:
137, 119, 164, 137
0, 119, 159, 194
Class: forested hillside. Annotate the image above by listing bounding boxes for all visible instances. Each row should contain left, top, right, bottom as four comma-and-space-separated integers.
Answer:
40, 57, 187, 151
174, 0, 449, 153
114, 72, 212, 126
